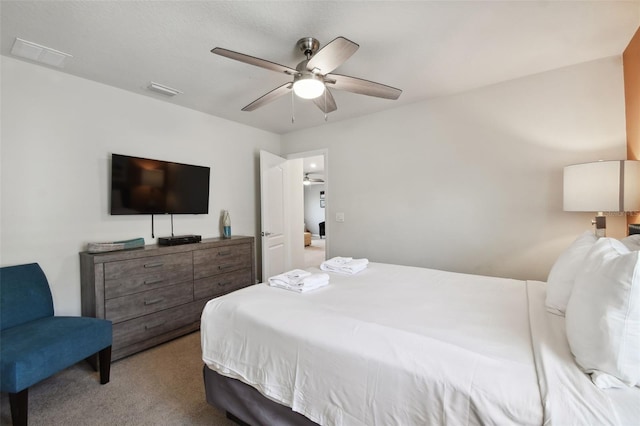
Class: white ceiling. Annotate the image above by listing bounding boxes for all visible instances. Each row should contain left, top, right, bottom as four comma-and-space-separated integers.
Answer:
1, 1, 638, 135
303, 155, 325, 175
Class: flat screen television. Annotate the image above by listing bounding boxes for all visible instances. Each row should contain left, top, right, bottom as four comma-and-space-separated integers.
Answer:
110, 153, 210, 215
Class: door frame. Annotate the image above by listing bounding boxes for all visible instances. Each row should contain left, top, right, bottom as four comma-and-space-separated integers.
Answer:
286, 148, 329, 258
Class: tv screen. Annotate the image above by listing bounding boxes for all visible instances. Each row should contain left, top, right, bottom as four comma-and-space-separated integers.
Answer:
110, 154, 210, 215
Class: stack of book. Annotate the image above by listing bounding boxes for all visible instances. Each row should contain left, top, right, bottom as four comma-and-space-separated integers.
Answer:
87, 237, 145, 253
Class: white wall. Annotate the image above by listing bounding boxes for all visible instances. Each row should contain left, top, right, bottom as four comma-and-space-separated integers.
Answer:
1, 54, 629, 315
282, 56, 628, 281
1, 57, 280, 315
304, 184, 326, 236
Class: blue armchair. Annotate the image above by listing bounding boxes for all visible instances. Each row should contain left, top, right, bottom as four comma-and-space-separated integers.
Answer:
0, 263, 112, 426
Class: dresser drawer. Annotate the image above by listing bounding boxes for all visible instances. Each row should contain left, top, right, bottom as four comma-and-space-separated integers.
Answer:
104, 252, 193, 298
105, 283, 193, 323
112, 302, 199, 351
194, 268, 252, 300
193, 243, 252, 279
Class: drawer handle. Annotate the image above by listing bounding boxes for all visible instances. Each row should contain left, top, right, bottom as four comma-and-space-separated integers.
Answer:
144, 278, 165, 285
144, 262, 163, 268
145, 320, 166, 330
218, 264, 235, 270
217, 250, 232, 256
144, 298, 164, 305
218, 281, 232, 287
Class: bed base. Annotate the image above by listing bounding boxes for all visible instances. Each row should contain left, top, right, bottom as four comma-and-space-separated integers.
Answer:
203, 365, 318, 426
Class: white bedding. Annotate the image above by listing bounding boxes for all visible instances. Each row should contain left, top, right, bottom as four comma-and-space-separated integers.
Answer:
527, 282, 640, 426
201, 262, 639, 425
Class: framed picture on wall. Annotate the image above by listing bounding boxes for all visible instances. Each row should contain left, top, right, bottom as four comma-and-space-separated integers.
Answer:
320, 199, 325, 208
320, 190, 325, 208
320, 191, 325, 199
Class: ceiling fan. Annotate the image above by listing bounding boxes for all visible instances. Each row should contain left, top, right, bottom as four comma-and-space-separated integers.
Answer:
211, 36, 402, 114
303, 173, 324, 186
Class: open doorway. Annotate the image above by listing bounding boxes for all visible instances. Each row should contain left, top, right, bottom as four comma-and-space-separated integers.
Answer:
302, 155, 326, 268
259, 149, 327, 280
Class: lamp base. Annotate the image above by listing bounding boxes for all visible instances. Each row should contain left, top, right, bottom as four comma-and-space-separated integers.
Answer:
593, 215, 606, 238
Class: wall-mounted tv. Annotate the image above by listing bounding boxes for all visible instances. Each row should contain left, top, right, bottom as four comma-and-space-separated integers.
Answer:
110, 153, 210, 215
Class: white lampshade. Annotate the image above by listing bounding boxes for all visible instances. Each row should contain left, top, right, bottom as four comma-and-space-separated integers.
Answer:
564, 160, 640, 213
293, 74, 325, 99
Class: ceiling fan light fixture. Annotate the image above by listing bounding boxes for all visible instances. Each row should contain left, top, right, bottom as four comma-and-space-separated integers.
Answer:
293, 73, 325, 99
212, 36, 402, 114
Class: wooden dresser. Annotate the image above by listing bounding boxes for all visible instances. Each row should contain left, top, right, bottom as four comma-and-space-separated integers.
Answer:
80, 236, 255, 361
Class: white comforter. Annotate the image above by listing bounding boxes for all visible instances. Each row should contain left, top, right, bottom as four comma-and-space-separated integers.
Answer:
201, 262, 639, 425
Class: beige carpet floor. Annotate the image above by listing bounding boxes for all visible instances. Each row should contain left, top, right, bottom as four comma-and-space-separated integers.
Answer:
304, 238, 326, 269
0, 331, 234, 426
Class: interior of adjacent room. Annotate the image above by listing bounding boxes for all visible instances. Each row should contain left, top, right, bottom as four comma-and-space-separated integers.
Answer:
302, 155, 326, 268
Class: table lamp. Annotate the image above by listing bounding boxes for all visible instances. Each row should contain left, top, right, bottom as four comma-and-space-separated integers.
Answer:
563, 160, 640, 237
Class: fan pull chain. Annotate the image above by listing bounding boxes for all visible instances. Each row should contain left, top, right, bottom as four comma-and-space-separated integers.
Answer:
291, 90, 295, 124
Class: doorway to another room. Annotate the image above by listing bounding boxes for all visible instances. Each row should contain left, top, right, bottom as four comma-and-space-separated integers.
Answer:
303, 155, 326, 268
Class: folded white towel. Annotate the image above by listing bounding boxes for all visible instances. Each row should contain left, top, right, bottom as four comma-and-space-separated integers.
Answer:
320, 257, 369, 275
268, 269, 311, 287
268, 271, 330, 293
324, 257, 353, 265
299, 273, 330, 288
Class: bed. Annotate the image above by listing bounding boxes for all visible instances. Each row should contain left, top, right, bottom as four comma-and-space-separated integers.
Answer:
201, 261, 640, 426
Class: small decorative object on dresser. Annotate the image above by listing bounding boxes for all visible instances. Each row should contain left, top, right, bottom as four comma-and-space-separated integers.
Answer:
80, 236, 255, 360
222, 210, 231, 238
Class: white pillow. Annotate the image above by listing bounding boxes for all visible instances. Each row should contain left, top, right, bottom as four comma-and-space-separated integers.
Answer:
621, 234, 640, 251
545, 231, 597, 316
565, 238, 640, 388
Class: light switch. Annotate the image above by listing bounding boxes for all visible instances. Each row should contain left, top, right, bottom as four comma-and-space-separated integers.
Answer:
336, 212, 345, 222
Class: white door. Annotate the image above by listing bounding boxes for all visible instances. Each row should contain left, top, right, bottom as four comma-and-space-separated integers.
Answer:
260, 150, 288, 281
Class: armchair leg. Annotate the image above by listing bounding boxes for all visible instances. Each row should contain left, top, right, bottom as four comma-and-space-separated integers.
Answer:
9, 388, 28, 426
99, 345, 112, 384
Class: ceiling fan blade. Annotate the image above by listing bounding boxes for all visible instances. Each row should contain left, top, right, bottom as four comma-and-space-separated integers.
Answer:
211, 47, 298, 76
306, 37, 359, 74
304, 173, 325, 184
312, 88, 337, 113
326, 73, 402, 100
242, 83, 292, 111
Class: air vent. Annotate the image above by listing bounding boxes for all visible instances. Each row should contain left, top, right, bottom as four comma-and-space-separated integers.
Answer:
11, 38, 72, 68
147, 82, 183, 97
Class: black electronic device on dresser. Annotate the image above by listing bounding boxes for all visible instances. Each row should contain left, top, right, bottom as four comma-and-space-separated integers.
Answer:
158, 234, 202, 246
630, 224, 640, 235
